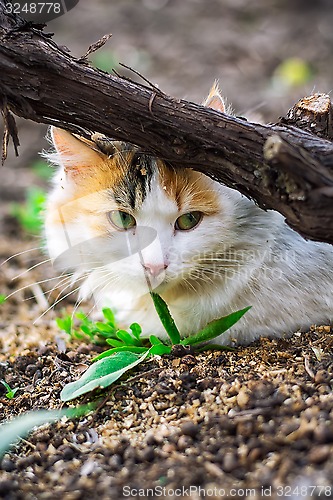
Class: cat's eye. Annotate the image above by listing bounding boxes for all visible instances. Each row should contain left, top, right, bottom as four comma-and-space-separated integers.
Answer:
108, 210, 136, 230
175, 211, 202, 231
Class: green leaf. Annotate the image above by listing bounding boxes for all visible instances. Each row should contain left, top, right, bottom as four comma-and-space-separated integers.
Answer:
1, 380, 19, 399
129, 323, 142, 340
80, 325, 95, 336
106, 337, 126, 348
150, 292, 180, 345
75, 312, 89, 321
56, 316, 73, 336
116, 329, 139, 345
60, 351, 149, 402
92, 346, 149, 361
0, 295, 6, 305
95, 322, 115, 333
0, 405, 93, 459
102, 307, 116, 325
149, 335, 164, 346
148, 344, 172, 356
181, 306, 251, 346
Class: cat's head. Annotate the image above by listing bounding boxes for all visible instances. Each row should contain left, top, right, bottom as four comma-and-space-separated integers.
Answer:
44, 84, 243, 301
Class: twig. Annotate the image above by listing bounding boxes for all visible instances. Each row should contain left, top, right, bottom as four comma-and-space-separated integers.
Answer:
148, 92, 157, 115
118, 62, 165, 96
1, 100, 20, 164
304, 355, 315, 379
79, 33, 112, 61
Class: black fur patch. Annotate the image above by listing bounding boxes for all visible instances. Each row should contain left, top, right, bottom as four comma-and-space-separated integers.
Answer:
113, 152, 156, 210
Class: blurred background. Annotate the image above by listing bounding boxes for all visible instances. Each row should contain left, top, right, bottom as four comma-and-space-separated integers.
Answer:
1, 0, 333, 232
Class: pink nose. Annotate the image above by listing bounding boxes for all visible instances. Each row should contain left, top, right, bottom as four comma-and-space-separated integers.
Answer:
142, 263, 168, 277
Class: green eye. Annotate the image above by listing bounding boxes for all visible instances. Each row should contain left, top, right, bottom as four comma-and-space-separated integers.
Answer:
175, 211, 202, 231
108, 210, 136, 230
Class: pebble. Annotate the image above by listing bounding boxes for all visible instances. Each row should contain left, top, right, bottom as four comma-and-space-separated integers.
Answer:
180, 422, 199, 438
222, 452, 238, 472
237, 387, 251, 408
177, 435, 193, 451
308, 445, 331, 464
0, 479, 17, 494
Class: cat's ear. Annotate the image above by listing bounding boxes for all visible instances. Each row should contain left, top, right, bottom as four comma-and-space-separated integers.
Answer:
50, 127, 105, 174
203, 81, 226, 113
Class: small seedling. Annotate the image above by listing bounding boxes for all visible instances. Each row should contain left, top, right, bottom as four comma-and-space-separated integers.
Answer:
0, 295, 6, 305
1, 380, 20, 400
60, 293, 250, 402
11, 187, 46, 234
56, 308, 118, 344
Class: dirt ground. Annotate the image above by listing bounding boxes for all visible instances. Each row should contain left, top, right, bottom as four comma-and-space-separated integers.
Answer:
1, 0, 333, 499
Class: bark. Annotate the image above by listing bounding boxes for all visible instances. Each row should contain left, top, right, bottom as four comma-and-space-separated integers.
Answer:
0, 2, 333, 243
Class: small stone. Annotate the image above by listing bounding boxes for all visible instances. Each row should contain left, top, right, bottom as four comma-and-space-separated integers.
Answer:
108, 454, 122, 469
180, 422, 199, 438
25, 363, 38, 376
145, 432, 158, 446
222, 452, 238, 472
0, 479, 16, 494
139, 447, 155, 462
237, 387, 251, 409
314, 424, 333, 444
314, 370, 330, 384
0, 458, 16, 472
247, 448, 262, 462
308, 445, 330, 464
177, 435, 193, 451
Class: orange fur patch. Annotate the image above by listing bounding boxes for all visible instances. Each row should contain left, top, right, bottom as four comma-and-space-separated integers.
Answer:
157, 161, 220, 215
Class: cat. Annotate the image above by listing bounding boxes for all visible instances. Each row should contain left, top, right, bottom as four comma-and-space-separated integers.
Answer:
44, 84, 333, 346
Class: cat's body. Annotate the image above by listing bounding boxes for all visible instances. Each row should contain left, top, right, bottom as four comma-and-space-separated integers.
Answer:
45, 87, 333, 345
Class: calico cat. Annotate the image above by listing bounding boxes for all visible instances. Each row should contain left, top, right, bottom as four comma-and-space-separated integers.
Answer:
44, 85, 333, 345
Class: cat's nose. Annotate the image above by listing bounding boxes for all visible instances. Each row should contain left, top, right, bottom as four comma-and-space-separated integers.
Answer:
142, 263, 168, 277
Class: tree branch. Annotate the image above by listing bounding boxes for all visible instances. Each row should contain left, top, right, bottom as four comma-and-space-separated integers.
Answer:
0, 2, 333, 243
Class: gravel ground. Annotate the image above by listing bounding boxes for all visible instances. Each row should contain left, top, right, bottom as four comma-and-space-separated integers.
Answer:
1, 1, 333, 499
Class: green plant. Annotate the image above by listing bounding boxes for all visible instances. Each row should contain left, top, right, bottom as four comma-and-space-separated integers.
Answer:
56, 308, 118, 344
11, 187, 46, 234
1, 380, 20, 399
0, 405, 94, 459
60, 293, 250, 402
0, 295, 6, 305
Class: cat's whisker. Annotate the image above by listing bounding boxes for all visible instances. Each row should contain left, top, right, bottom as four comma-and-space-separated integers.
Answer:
4, 273, 72, 301
33, 284, 84, 324
44, 274, 80, 300
12, 258, 53, 281
47, 273, 88, 306
29, 283, 50, 310
76, 272, 123, 319
71, 294, 89, 322
0, 247, 42, 267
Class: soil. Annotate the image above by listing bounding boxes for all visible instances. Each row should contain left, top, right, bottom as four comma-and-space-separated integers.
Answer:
1, 1, 333, 499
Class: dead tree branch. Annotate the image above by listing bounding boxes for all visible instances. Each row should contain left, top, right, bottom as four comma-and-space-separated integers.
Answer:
0, 2, 333, 243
